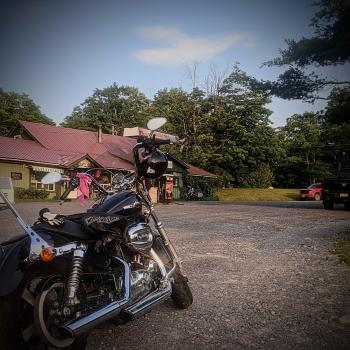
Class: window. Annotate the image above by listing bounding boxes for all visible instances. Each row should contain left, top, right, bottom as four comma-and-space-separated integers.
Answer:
308, 183, 322, 189
11, 172, 22, 180
33, 182, 55, 191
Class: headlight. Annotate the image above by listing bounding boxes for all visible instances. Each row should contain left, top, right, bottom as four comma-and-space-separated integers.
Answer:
125, 223, 153, 251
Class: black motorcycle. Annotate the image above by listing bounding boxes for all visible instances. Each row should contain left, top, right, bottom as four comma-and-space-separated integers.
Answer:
186, 185, 204, 201
0, 117, 193, 349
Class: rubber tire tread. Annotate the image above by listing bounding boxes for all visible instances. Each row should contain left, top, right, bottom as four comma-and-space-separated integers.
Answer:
171, 268, 193, 310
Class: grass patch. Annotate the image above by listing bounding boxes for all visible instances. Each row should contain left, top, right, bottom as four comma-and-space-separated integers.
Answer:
218, 188, 299, 201
331, 232, 350, 266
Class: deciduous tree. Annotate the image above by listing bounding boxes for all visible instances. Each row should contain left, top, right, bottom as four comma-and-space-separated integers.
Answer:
0, 88, 54, 136
61, 84, 149, 135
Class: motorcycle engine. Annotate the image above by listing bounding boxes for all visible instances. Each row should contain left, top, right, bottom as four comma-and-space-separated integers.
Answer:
130, 258, 157, 301
125, 223, 154, 251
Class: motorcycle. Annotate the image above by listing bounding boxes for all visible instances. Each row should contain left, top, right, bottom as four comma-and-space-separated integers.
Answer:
0, 117, 193, 350
186, 185, 203, 201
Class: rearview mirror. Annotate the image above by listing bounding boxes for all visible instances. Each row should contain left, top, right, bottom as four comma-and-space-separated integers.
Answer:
41, 172, 62, 184
147, 117, 167, 131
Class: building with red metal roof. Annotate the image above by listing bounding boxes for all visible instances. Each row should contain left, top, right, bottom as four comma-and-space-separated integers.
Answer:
0, 121, 215, 200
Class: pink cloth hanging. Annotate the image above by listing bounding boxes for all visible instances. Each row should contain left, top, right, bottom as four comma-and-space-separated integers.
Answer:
76, 173, 92, 205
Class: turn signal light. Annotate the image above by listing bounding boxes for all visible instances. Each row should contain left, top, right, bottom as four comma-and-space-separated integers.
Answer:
40, 248, 55, 262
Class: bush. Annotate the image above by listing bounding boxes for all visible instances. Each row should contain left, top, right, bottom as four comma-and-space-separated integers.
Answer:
200, 194, 219, 201
15, 187, 49, 200
238, 164, 274, 188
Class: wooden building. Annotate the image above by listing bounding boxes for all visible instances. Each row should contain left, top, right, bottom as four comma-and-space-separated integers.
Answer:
0, 121, 216, 201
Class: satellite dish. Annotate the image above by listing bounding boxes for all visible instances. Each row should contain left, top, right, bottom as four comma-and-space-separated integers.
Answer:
41, 172, 62, 184
147, 117, 167, 131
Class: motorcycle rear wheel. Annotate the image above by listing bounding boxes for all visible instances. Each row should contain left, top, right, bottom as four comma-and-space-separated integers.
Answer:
171, 266, 193, 309
0, 263, 87, 350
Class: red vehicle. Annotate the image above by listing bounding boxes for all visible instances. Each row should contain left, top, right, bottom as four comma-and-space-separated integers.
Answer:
299, 183, 323, 200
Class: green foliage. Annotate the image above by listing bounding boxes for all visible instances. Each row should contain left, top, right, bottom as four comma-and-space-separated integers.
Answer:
61, 84, 150, 135
184, 174, 218, 198
195, 66, 284, 185
257, 0, 350, 101
322, 88, 350, 125
201, 194, 219, 201
275, 112, 332, 187
268, 0, 350, 67
0, 88, 54, 136
15, 187, 49, 200
238, 164, 274, 188
146, 87, 205, 160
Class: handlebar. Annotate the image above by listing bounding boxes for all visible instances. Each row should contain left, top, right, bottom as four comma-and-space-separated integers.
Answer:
59, 176, 80, 201
137, 134, 181, 147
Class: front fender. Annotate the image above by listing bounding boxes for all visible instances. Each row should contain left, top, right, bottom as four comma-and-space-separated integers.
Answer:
0, 235, 30, 296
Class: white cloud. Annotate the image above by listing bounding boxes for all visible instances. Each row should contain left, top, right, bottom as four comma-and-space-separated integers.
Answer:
134, 26, 252, 65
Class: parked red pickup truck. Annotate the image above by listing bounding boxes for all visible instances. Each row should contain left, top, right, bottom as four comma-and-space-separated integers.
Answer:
299, 183, 323, 201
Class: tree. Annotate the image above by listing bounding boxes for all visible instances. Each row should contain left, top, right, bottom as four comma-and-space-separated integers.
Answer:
61, 84, 149, 134
191, 66, 283, 186
249, 0, 350, 101
276, 112, 331, 186
322, 87, 350, 124
319, 87, 350, 169
146, 87, 205, 160
0, 88, 54, 136
268, 0, 350, 67
239, 163, 274, 188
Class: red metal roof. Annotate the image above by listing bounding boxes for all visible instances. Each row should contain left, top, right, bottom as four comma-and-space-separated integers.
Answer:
1, 121, 215, 176
17, 121, 135, 169
0, 136, 78, 166
167, 154, 216, 177
185, 163, 216, 177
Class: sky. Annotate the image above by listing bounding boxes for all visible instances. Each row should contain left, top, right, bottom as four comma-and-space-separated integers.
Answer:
1, 0, 349, 127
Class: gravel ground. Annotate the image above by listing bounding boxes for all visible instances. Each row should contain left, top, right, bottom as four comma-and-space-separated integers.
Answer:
1, 200, 350, 349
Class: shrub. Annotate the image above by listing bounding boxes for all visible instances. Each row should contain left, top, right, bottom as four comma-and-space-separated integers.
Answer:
200, 194, 219, 201
15, 187, 49, 200
238, 164, 274, 188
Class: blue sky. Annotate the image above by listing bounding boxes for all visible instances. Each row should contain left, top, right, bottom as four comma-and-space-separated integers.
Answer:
1, 0, 349, 126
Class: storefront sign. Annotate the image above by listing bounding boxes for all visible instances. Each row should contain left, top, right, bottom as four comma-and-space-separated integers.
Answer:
32, 166, 64, 174
78, 159, 92, 168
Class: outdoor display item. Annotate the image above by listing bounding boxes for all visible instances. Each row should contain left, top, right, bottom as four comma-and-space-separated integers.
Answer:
0, 118, 193, 350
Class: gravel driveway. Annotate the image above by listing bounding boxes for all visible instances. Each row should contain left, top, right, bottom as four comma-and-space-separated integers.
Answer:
1, 201, 350, 349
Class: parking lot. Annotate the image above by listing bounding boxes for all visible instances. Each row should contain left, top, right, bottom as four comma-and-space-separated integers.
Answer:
1, 200, 350, 349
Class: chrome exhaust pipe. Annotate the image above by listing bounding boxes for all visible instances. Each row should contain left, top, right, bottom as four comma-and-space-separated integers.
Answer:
120, 282, 172, 321
61, 257, 130, 338
60, 250, 172, 339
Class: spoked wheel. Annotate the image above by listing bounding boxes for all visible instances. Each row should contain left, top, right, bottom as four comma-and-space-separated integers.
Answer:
34, 282, 75, 349
0, 270, 87, 350
171, 265, 193, 309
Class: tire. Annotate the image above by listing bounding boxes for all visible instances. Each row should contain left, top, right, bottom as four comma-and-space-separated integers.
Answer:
0, 263, 87, 350
323, 199, 334, 210
314, 193, 321, 201
171, 266, 193, 310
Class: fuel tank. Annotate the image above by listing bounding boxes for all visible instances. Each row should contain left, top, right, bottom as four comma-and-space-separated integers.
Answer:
89, 191, 142, 217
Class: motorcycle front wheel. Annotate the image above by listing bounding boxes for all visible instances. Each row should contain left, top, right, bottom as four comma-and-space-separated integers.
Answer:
171, 265, 193, 309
